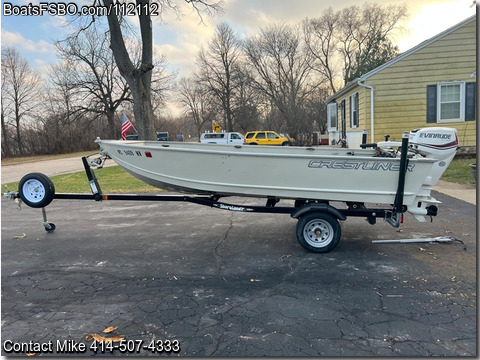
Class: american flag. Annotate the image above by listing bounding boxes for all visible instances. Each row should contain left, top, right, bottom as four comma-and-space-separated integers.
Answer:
121, 113, 133, 140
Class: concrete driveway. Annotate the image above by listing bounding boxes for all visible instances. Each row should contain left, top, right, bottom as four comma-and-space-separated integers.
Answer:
1, 189, 476, 356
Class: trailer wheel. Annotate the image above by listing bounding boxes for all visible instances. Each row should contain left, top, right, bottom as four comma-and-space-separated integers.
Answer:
18, 173, 55, 208
296, 212, 341, 253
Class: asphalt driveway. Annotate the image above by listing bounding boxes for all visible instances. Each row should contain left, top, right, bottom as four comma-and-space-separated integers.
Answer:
1, 190, 476, 356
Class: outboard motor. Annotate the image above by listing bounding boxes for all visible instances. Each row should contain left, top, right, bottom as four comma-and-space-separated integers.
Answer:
409, 127, 459, 185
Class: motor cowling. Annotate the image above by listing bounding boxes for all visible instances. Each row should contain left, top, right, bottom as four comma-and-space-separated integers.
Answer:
409, 127, 459, 185
409, 127, 458, 159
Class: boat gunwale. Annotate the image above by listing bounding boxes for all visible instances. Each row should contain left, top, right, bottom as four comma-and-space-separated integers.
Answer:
97, 140, 437, 163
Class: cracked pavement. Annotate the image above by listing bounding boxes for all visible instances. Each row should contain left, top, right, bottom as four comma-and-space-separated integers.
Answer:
1, 191, 476, 356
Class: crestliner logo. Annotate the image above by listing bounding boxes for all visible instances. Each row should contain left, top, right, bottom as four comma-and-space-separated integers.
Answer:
308, 160, 415, 172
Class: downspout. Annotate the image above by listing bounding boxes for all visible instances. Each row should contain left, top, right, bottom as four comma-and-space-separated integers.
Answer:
357, 80, 374, 143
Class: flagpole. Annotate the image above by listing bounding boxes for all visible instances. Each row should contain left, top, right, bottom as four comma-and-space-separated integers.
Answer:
123, 113, 138, 134
121, 113, 135, 140
130, 120, 138, 134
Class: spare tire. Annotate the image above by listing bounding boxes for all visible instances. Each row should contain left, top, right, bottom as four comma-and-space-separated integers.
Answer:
18, 173, 55, 208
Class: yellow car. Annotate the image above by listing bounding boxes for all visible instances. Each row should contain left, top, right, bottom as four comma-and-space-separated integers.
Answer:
244, 131, 293, 146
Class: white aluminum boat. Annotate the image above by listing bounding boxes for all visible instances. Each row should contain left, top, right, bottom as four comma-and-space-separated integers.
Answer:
7, 127, 459, 253
96, 127, 458, 222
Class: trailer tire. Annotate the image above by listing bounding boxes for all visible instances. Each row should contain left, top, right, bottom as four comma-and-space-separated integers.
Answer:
296, 212, 341, 253
18, 173, 55, 208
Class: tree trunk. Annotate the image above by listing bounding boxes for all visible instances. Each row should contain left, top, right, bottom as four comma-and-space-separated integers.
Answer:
106, 108, 116, 139
104, 0, 156, 140
1, 110, 11, 157
132, 81, 156, 139
15, 106, 22, 155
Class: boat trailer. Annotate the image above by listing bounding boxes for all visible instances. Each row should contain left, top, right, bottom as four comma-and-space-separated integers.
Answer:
3, 134, 428, 253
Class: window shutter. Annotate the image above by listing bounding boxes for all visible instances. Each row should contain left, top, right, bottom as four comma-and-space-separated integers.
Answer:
349, 96, 353, 128
355, 93, 359, 127
426, 85, 437, 123
465, 82, 476, 121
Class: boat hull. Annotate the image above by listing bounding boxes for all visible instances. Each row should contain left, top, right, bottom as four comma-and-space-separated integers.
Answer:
96, 140, 436, 206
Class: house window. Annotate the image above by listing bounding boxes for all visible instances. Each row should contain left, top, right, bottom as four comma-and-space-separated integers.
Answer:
327, 102, 337, 131
427, 81, 475, 123
438, 82, 465, 122
350, 93, 359, 128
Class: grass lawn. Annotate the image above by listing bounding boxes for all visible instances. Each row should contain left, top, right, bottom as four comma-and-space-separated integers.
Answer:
3, 165, 159, 194
440, 157, 476, 185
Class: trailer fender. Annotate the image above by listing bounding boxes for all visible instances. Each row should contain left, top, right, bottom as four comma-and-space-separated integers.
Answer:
290, 203, 347, 221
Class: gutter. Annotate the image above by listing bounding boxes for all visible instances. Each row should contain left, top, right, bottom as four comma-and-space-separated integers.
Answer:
357, 80, 374, 143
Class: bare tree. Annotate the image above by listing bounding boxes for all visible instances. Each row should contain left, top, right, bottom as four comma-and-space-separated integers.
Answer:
1, 63, 12, 157
232, 66, 262, 133
40, 62, 92, 153
304, 85, 331, 134
55, 23, 131, 138
303, 8, 341, 93
102, 0, 155, 139
102, 0, 222, 139
1, 47, 43, 156
196, 22, 242, 132
338, 3, 406, 83
177, 76, 217, 138
43, 63, 77, 153
243, 23, 320, 139
150, 53, 176, 116
304, 3, 407, 93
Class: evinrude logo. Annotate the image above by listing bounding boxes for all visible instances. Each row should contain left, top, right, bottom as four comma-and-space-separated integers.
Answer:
308, 160, 415, 172
419, 133, 451, 140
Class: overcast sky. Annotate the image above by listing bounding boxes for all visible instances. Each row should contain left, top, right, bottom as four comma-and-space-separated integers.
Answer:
1, 0, 476, 114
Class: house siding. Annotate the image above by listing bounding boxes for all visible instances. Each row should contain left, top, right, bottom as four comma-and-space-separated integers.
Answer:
329, 17, 476, 150
329, 87, 368, 147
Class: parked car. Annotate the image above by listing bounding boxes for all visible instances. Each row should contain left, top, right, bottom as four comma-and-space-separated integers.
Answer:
156, 132, 170, 141
200, 132, 244, 145
244, 131, 293, 146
